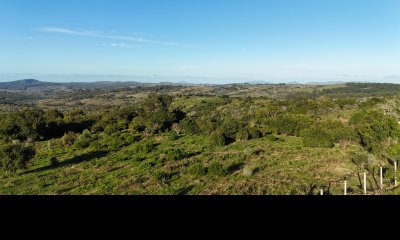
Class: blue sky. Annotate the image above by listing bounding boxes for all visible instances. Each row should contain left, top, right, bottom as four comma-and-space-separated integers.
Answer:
1, 0, 400, 83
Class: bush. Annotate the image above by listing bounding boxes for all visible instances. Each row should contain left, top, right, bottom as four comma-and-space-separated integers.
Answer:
132, 141, 156, 156
62, 132, 78, 146
384, 166, 400, 184
267, 114, 313, 137
386, 143, 400, 161
208, 161, 227, 176
219, 119, 240, 139
350, 110, 400, 154
351, 152, 369, 167
104, 124, 120, 136
248, 127, 262, 139
0, 143, 36, 174
164, 149, 189, 161
180, 118, 200, 135
136, 94, 179, 134
301, 127, 334, 148
166, 131, 179, 141
74, 129, 92, 149
129, 120, 146, 133
266, 134, 283, 142
319, 120, 357, 142
236, 128, 250, 141
125, 134, 140, 145
188, 163, 207, 176
75, 138, 90, 148
210, 131, 228, 147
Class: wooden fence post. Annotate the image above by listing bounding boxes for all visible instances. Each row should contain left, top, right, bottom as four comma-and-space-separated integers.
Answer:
363, 173, 367, 195
395, 161, 398, 187
380, 166, 383, 191
344, 180, 347, 195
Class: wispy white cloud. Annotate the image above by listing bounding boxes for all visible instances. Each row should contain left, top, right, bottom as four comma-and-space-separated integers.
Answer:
102, 43, 132, 48
36, 27, 188, 47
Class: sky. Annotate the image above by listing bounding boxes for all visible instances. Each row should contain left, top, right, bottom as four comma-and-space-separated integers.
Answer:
1, 0, 400, 83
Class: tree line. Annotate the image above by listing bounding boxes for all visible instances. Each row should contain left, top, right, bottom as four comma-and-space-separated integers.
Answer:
1, 93, 400, 174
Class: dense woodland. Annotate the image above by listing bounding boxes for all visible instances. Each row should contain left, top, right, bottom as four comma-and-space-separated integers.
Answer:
1, 81, 400, 195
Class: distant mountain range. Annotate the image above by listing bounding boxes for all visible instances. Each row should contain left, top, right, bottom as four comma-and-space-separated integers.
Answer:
305, 81, 345, 85
0, 79, 146, 90
0, 79, 61, 90
0, 79, 388, 91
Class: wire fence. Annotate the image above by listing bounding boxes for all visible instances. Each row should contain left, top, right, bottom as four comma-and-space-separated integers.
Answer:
320, 162, 399, 195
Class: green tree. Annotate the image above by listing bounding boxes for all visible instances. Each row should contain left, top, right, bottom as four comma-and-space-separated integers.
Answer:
350, 110, 400, 154
133, 94, 181, 134
180, 118, 200, 135
301, 127, 335, 148
267, 114, 313, 137
0, 143, 36, 174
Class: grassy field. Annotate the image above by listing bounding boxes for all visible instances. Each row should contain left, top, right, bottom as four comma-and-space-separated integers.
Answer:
1, 131, 384, 195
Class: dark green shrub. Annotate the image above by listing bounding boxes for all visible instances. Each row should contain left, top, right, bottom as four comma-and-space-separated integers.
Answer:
180, 118, 200, 135
302, 127, 334, 148
90, 140, 102, 150
135, 94, 179, 134
387, 144, 400, 160
0, 143, 36, 174
266, 134, 282, 142
125, 134, 140, 145
132, 141, 156, 156
210, 131, 227, 147
164, 149, 188, 161
350, 110, 400, 154
104, 124, 120, 136
318, 120, 357, 142
248, 127, 262, 139
219, 119, 240, 139
107, 136, 124, 150
267, 114, 313, 137
166, 131, 179, 141
75, 130, 92, 149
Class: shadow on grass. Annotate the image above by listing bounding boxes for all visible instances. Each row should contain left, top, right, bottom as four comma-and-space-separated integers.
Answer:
24, 150, 109, 175
227, 162, 245, 173
176, 185, 194, 195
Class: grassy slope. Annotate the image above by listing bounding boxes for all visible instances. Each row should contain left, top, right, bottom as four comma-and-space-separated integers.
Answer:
2, 86, 400, 195
0, 131, 368, 195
